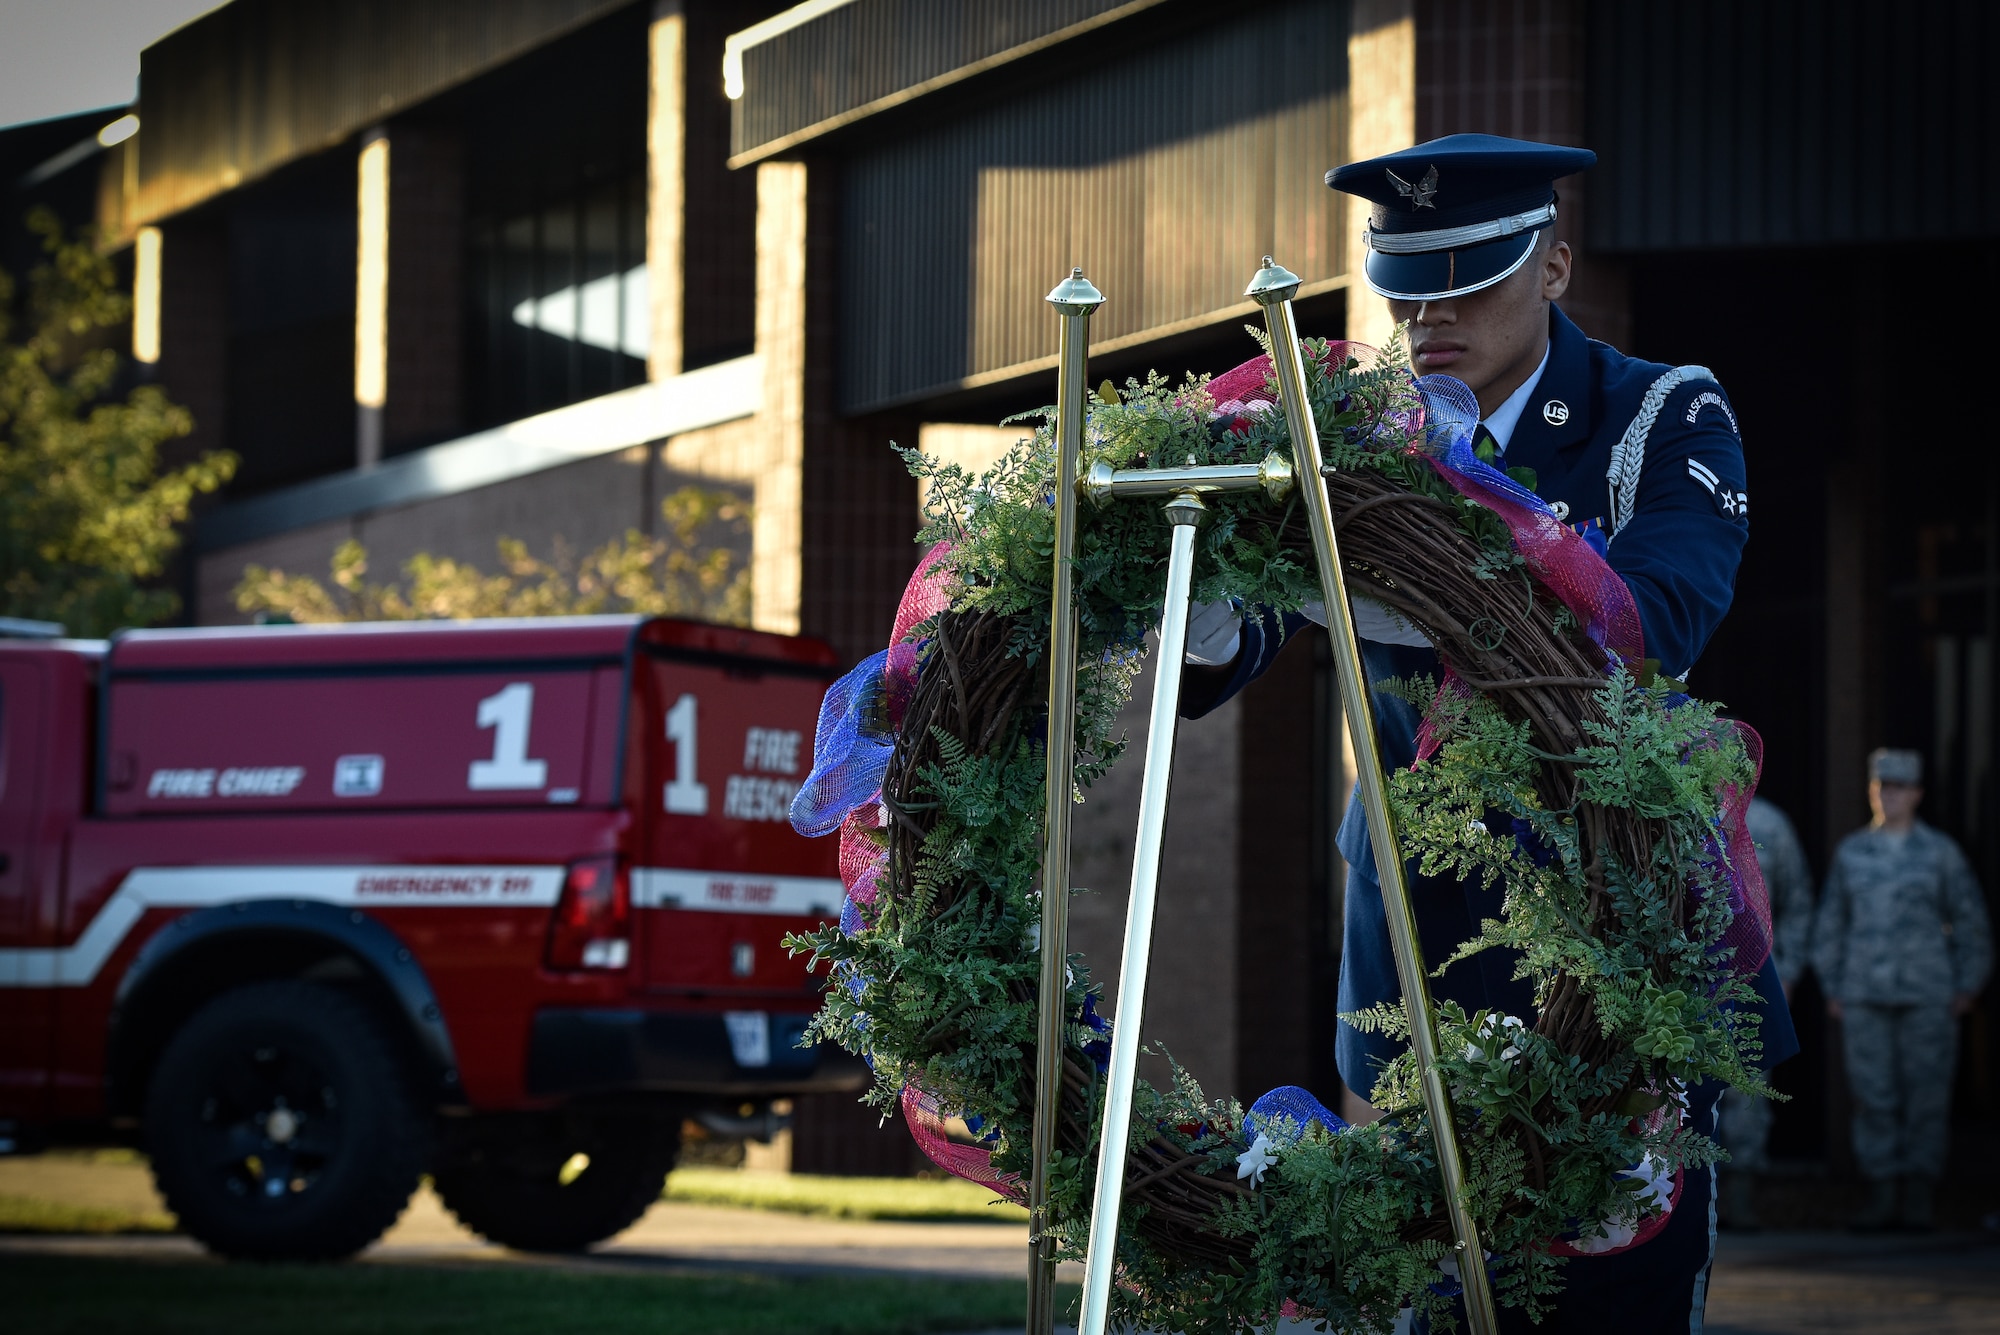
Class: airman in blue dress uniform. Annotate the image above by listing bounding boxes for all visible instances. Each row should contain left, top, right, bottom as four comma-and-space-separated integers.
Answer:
1181, 134, 1799, 1332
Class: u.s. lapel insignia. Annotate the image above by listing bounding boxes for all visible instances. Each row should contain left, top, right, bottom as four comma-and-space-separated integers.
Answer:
1542, 400, 1570, 425
1387, 164, 1440, 209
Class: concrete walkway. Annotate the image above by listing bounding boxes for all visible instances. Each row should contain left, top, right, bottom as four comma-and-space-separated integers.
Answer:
1703, 1230, 2000, 1335
381, 1184, 1065, 1283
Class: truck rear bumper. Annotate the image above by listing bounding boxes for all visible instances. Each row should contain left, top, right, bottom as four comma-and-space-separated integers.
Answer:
525, 1008, 870, 1098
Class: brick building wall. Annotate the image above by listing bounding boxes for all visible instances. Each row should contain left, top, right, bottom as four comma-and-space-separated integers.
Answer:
680, 1, 766, 370
796, 163, 922, 667
156, 216, 228, 470
1234, 638, 1335, 1101
384, 126, 464, 454
1415, 0, 1630, 348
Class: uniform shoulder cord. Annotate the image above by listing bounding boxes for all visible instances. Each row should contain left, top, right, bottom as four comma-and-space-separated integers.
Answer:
1605, 365, 1716, 542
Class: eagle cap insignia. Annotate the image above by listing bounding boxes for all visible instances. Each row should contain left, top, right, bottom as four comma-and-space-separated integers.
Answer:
1387, 164, 1440, 209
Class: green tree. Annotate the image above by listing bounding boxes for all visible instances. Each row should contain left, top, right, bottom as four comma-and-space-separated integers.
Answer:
0, 209, 235, 634
233, 485, 754, 626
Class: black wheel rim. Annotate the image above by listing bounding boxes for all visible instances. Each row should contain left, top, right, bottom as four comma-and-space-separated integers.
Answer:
193, 1035, 343, 1207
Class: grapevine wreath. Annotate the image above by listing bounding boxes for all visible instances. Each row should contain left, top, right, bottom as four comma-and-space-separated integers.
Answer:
784, 336, 1774, 1331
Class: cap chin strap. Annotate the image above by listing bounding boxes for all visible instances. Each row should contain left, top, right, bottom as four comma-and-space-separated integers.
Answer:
1365, 202, 1558, 255
1363, 229, 1540, 303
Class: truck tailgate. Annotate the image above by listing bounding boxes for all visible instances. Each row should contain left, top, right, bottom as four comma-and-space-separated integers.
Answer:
629, 624, 841, 999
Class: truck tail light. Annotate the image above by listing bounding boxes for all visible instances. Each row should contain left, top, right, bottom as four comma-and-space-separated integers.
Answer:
547, 856, 630, 970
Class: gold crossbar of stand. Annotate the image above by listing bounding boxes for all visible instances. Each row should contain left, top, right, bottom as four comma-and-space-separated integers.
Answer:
1080, 454, 1294, 503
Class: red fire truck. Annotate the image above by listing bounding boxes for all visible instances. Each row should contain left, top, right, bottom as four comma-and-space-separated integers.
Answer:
0, 615, 862, 1259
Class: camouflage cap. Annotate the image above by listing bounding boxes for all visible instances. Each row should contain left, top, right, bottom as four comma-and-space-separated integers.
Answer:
1868, 747, 1923, 785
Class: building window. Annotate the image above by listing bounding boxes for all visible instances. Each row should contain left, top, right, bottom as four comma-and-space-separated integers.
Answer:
467, 171, 647, 428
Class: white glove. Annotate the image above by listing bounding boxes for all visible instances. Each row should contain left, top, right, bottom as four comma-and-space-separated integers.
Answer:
1302, 596, 1432, 647
1184, 599, 1243, 666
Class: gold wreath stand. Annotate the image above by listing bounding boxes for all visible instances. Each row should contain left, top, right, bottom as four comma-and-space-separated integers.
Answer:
1023, 261, 1500, 1335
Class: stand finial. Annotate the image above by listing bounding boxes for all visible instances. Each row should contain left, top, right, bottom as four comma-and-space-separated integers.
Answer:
1046, 267, 1105, 314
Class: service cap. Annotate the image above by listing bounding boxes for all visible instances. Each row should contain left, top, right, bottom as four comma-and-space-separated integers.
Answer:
1327, 133, 1596, 302
1868, 748, 1923, 786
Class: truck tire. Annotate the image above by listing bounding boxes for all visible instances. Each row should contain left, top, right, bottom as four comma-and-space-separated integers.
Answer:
144, 979, 425, 1261
433, 1106, 680, 1252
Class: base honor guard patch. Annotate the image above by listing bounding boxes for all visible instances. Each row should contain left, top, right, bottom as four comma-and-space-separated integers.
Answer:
1687, 458, 1747, 519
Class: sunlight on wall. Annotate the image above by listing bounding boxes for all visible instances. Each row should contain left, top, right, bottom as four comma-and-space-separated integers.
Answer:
354, 132, 389, 409
132, 225, 161, 364
511, 264, 651, 358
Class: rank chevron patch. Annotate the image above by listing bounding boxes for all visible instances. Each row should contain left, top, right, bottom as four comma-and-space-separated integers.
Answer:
1687, 458, 1747, 518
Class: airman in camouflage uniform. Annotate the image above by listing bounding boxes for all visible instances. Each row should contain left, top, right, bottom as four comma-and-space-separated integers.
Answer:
1812, 748, 1992, 1231
1717, 796, 1814, 1229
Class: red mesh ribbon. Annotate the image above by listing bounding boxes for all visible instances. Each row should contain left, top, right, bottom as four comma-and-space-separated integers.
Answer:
900, 1084, 1023, 1199
881, 543, 955, 736
891, 542, 955, 647
838, 805, 885, 920
1203, 342, 1348, 430
1422, 451, 1645, 668
1715, 724, 1773, 978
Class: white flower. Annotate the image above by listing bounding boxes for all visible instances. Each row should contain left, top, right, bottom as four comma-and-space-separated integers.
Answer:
1464, 1013, 1527, 1063
1569, 1218, 1638, 1255
1619, 1153, 1675, 1213
1236, 1133, 1279, 1188
1571, 1154, 1675, 1254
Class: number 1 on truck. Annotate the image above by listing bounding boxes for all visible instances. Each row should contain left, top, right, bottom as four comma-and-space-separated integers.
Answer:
468, 682, 547, 791
664, 692, 709, 815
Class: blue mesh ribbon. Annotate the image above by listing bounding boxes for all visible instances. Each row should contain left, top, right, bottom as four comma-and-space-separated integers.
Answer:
1414, 373, 1550, 518
1246, 1085, 1348, 1143
789, 649, 895, 838
1079, 992, 1112, 1071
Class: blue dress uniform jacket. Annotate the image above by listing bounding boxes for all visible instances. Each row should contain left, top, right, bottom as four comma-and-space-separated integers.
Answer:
1183, 305, 1799, 1098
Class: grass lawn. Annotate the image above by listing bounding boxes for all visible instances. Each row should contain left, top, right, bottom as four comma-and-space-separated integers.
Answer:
0, 1251, 1066, 1335
664, 1169, 1027, 1223
0, 1156, 1027, 1235
0, 1151, 175, 1235
0, 1193, 174, 1234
